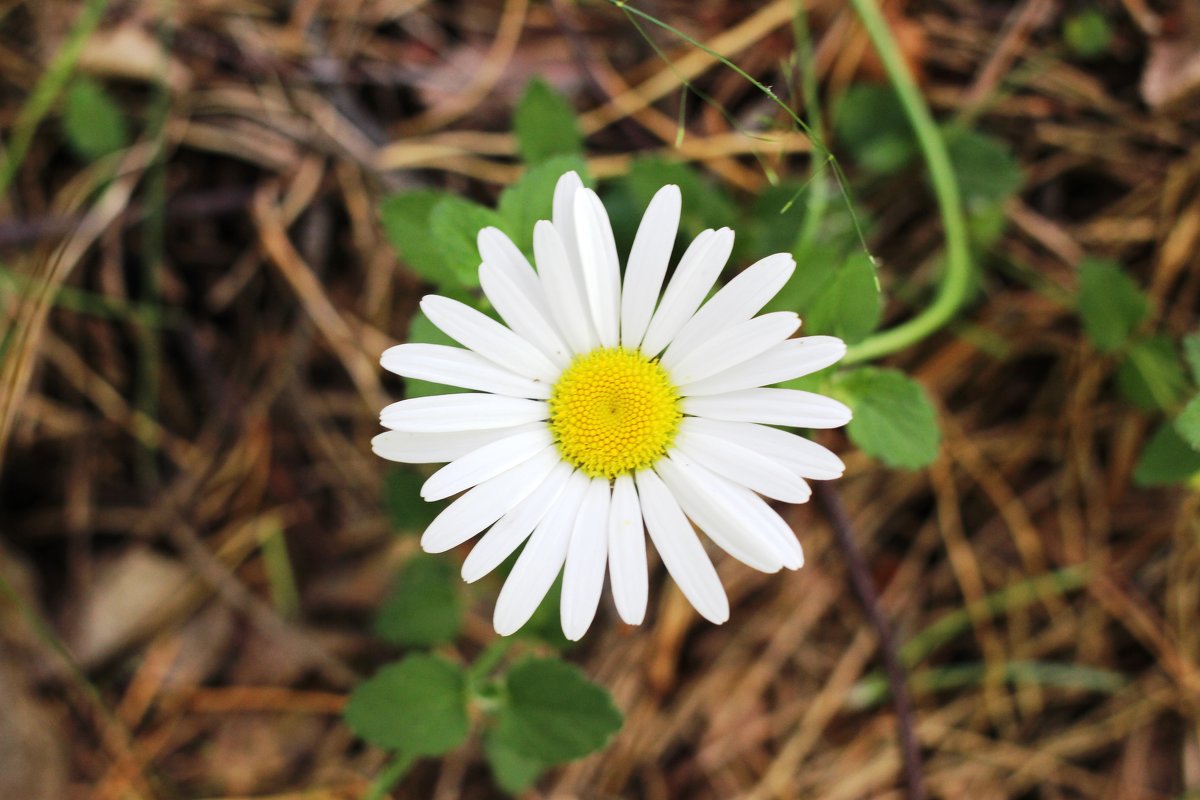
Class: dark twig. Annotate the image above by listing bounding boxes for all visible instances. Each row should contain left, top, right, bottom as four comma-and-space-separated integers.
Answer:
815, 481, 926, 800
0, 186, 254, 248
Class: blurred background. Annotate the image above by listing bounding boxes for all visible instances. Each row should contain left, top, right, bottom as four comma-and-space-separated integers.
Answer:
2, 0, 1200, 798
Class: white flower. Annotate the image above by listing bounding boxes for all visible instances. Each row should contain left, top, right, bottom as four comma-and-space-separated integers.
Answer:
374, 172, 851, 640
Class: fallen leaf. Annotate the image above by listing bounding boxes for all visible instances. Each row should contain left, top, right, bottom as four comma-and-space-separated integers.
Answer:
67, 549, 191, 667
1141, 5, 1200, 110
76, 25, 192, 93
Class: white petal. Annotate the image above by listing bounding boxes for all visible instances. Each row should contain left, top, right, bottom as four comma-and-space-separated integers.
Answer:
421, 295, 559, 382
663, 452, 803, 569
607, 473, 647, 625
679, 336, 846, 396
382, 343, 550, 399
560, 478, 611, 641
479, 260, 571, 369
634, 469, 729, 624
621, 185, 680, 349
420, 446, 560, 553
662, 252, 795, 365
381, 394, 548, 432
573, 189, 621, 348
640, 228, 734, 356
665, 311, 800, 384
420, 431, 554, 501
477, 227, 544, 301
675, 421, 811, 503
655, 454, 784, 573
550, 172, 596, 345
552, 171, 585, 259
682, 388, 852, 429
461, 461, 573, 583
533, 220, 598, 354
371, 424, 543, 464
680, 417, 845, 479
710, 472, 806, 573
494, 470, 591, 636
723, 481, 805, 571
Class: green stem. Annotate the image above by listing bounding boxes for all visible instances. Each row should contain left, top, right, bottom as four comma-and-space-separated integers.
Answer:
790, 0, 831, 255
850, 659, 1126, 709
842, 0, 972, 364
609, 0, 970, 363
260, 519, 301, 620
0, 0, 111, 195
899, 565, 1088, 668
363, 752, 416, 800
609, 0, 871, 262
134, 0, 174, 486
469, 637, 516, 683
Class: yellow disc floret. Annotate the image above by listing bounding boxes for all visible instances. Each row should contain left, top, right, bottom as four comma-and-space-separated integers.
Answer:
548, 347, 682, 480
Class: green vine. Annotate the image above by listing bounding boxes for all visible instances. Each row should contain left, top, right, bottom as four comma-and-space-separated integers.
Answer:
841, 0, 972, 363
608, 0, 973, 364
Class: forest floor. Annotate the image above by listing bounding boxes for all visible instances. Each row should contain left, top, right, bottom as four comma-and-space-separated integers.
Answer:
2, 0, 1200, 798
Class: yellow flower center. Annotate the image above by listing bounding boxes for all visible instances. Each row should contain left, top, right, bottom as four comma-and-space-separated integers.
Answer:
548, 347, 682, 480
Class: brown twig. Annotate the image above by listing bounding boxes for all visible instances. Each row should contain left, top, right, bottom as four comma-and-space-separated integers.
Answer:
814, 481, 926, 800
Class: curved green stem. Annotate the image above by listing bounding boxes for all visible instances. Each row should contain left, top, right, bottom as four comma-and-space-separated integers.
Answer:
363, 752, 415, 800
609, 0, 970, 363
843, 0, 972, 364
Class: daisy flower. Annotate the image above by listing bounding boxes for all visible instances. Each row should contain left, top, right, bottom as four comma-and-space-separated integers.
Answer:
374, 172, 851, 640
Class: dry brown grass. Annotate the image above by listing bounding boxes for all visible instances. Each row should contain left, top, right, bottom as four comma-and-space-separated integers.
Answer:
2, 0, 1199, 798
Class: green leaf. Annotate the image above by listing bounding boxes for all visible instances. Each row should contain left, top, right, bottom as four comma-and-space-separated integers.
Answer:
374, 555, 462, 646
802, 251, 882, 344
494, 657, 623, 764
1076, 259, 1149, 353
429, 197, 509, 290
344, 655, 469, 755
514, 79, 583, 165
767, 196, 874, 317
383, 469, 444, 533
834, 84, 915, 176
791, 179, 874, 259
943, 127, 1023, 209
619, 157, 737, 244
778, 370, 833, 394
596, 184, 643, 258
1174, 394, 1200, 452
1133, 422, 1200, 487
381, 190, 456, 286
404, 311, 469, 399
965, 202, 1009, 249
1064, 10, 1112, 60
833, 367, 940, 469
63, 78, 130, 161
766, 241, 838, 316
484, 729, 545, 794
499, 155, 589, 253
746, 182, 811, 257
1117, 335, 1188, 412
1182, 331, 1200, 385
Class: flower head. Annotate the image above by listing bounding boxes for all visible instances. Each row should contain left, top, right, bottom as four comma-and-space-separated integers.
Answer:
374, 172, 851, 640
